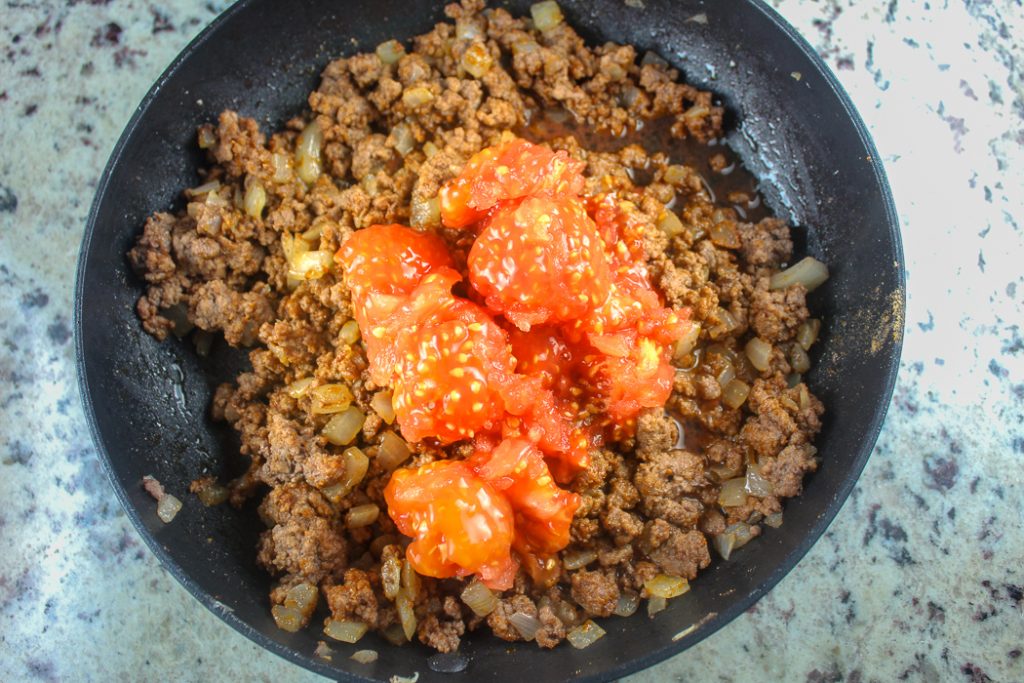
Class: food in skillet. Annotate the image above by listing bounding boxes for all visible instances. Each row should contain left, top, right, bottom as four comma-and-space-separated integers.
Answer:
129, 0, 828, 652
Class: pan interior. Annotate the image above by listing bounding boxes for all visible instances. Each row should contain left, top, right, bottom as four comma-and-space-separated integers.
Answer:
75, 1, 903, 681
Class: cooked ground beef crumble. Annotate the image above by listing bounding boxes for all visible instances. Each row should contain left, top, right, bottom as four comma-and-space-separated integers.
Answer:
129, 0, 823, 652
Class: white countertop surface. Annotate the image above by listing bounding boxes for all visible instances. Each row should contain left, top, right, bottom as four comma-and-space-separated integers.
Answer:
0, 1, 1021, 681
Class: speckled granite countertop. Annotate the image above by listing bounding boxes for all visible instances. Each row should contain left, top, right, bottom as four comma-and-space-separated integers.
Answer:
1, 1, 1022, 681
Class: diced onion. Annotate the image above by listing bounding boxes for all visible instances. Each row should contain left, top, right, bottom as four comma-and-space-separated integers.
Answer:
285, 377, 315, 399
272, 604, 303, 632
744, 337, 772, 372
644, 574, 690, 599
715, 362, 736, 389
342, 447, 370, 490
799, 383, 811, 411
194, 480, 228, 507
656, 209, 685, 237
410, 196, 440, 228
297, 154, 321, 185
301, 223, 324, 244
157, 494, 182, 523
324, 619, 368, 643
553, 600, 578, 626
509, 612, 541, 641
296, 121, 323, 160
376, 39, 405, 65
285, 582, 319, 616
295, 121, 323, 185
423, 142, 439, 158
271, 152, 292, 182
456, 18, 483, 40
714, 523, 756, 560
185, 180, 220, 198
323, 448, 369, 502
721, 379, 750, 409
707, 307, 737, 339
382, 552, 402, 600
562, 549, 597, 570
401, 560, 421, 599
796, 318, 821, 350
340, 320, 361, 345
314, 641, 334, 661
351, 649, 379, 664
322, 407, 365, 446
377, 430, 412, 470
282, 231, 309, 262
402, 85, 434, 108
197, 126, 216, 149
244, 178, 266, 219
310, 384, 354, 415
460, 579, 498, 617
712, 531, 736, 560
673, 322, 702, 361
461, 42, 494, 79
530, 1, 564, 31
770, 256, 829, 292
789, 344, 811, 374
346, 503, 380, 529
718, 477, 747, 507
709, 221, 741, 249
663, 164, 688, 185
396, 592, 417, 641
744, 462, 774, 497
288, 250, 333, 281
726, 522, 756, 549
764, 511, 784, 528
391, 122, 415, 156
613, 592, 640, 617
566, 620, 606, 649
646, 596, 667, 617
371, 390, 396, 424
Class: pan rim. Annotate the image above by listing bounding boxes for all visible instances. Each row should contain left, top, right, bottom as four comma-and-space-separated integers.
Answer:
73, 0, 905, 680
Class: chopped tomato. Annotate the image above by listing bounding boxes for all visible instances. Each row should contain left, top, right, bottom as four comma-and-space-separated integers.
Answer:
384, 460, 518, 590
335, 224, 453, 363
505, 327, 593, 478
439, 137, 584, 228
342, 138, 691, 589
469, 196, 611, 330
385, 271, 518, 443
470, 439, 580, 556
587, 193, 647, 266
335, 224, 453, 309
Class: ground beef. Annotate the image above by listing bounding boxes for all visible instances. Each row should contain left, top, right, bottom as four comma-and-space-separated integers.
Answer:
325, 568, 380, 628
131, 0, 825, 652
417, 596, 466, 653
638, 520, 711, 580
189, 279, 274, 346
570, 569, 620, 617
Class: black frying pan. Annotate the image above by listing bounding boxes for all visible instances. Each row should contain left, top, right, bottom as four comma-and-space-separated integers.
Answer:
75, 1, 904, 681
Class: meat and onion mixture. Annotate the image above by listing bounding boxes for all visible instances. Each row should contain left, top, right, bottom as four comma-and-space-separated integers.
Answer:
129, 0, 829, 652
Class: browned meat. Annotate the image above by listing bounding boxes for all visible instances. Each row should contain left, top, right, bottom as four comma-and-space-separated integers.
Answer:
325, 569, 381, 628
638, 520, 711, 580
570, 569, 620, 617
130, 0, 824, 653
